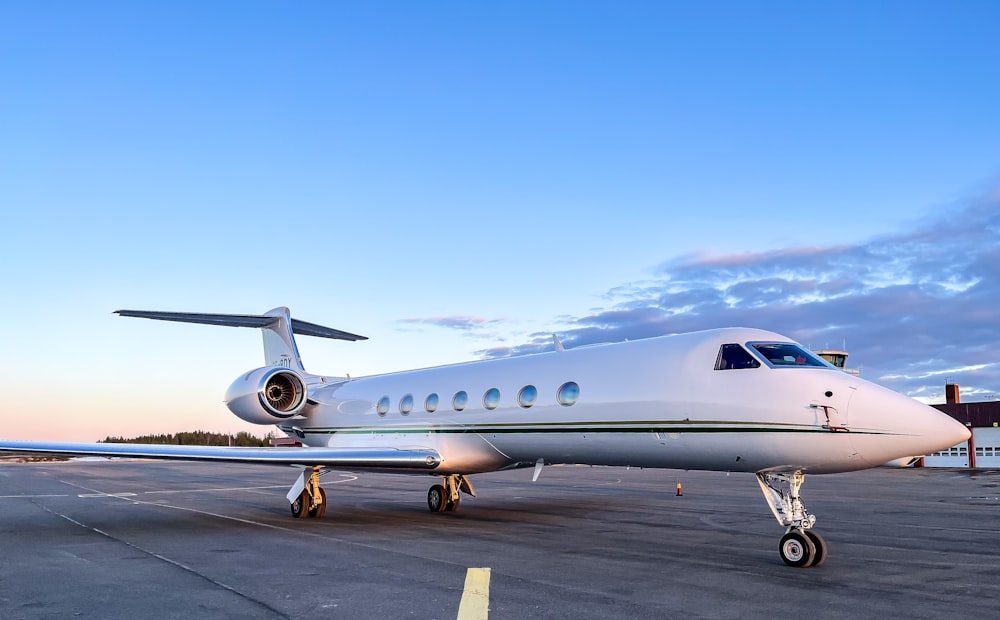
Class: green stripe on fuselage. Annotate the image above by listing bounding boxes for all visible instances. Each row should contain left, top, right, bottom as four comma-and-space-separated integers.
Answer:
280, 421, 892, 437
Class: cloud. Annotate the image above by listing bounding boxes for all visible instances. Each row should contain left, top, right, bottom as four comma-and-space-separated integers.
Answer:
478, 187, 1000, 402
397, 315, 509, 339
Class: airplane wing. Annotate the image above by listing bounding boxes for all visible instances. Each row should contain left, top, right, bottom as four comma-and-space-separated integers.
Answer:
0, 440, 441, 469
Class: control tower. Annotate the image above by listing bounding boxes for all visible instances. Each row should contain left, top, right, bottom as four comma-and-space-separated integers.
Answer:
813, 349, 861, 377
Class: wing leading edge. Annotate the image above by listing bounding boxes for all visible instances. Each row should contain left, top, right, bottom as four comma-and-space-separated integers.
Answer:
0, 441, 441, 469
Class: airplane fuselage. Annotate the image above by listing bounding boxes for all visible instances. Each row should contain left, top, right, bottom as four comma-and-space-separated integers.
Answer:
278, 328, 963, 476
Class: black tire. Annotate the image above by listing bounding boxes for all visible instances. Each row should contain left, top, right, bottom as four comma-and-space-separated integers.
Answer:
427, 484, 447, 513
779, 530, 816, 567
290, 490, 309, 518
804, 530, 827, 567
308, 487, 327, 519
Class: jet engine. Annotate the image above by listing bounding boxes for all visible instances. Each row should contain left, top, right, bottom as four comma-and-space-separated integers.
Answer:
225, 367, 307, 425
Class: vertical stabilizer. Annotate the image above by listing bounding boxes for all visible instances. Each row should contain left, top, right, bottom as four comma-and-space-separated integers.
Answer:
262, 307, 305, 371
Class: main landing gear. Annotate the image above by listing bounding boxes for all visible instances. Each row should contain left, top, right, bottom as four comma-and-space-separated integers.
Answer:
285, 469, 477, 518
427, 474, 476, 513
288, 466, 327, 519
756, 471, 828, 568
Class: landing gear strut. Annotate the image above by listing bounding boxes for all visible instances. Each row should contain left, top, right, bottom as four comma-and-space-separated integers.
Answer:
288, 466, 327, 519
427, 475, 475, 513
756, 471, 827, 567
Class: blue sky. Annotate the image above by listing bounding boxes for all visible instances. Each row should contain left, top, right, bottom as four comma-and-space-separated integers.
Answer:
2, 2, 998, 440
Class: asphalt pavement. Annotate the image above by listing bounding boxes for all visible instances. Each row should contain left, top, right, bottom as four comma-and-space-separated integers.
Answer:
1, 460, 997, 619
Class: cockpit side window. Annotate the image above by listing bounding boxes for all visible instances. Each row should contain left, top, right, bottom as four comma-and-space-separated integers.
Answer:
750, 343, 827, 367
715, 344, 761, 370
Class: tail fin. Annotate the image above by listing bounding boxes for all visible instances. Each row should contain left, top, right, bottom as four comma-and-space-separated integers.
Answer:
114, 307, 366, 372
259, 307, 306, 371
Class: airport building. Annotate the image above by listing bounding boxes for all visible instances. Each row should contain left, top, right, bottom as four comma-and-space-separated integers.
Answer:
923, 383, 1000, 468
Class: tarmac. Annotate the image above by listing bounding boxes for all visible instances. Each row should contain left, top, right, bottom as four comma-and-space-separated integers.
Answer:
1, 460, 998, 619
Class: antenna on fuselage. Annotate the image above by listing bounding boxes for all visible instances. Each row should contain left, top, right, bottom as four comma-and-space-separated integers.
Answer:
552, 334, 565, 352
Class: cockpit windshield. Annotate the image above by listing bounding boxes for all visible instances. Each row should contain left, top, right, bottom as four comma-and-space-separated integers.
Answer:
715, 344, 761, 370
749, 343, 828, 368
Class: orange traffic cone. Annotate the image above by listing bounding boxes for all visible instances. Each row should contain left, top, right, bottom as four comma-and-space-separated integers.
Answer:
675, 480, 683, 496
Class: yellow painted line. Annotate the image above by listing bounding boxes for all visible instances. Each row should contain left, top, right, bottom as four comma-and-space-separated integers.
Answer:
456, 567, 491, 620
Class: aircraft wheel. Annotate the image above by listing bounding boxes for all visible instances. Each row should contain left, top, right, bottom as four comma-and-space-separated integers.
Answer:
804, 530, 827, 567
427, 484, 447, 513
445, 493, 461, 512
779, 530, 816, 567
308, 487, 327, 519
290, 490, 309, 518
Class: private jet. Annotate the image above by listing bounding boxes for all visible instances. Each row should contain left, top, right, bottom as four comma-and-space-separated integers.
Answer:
0, 307, 970, 568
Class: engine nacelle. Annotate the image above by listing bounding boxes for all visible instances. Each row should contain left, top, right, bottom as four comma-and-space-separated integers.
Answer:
225, 367, 307, 425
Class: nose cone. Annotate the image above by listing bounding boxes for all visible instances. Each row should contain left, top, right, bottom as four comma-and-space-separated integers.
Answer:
849, 383, 971, 467
918, 404, 972, 452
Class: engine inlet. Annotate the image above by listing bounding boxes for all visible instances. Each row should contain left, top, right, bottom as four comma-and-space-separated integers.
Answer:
262, 372, 304, 413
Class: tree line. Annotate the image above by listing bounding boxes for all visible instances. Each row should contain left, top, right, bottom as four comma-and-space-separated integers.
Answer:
99, 430, 272, 447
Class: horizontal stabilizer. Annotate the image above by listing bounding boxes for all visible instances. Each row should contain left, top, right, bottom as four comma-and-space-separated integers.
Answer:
114, 310, 367, 341
0, 440, 440, 469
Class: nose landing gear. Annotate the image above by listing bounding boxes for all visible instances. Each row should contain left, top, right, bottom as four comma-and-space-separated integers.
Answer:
757, 471, 828, 567
778, 529, 827, 567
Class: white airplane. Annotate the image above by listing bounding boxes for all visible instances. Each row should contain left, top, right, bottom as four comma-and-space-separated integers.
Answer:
0, 307, 970, 568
